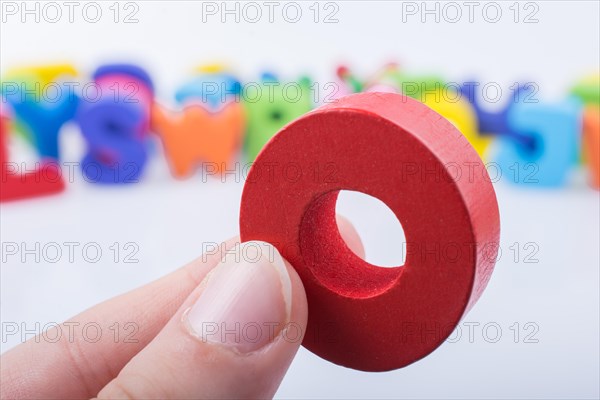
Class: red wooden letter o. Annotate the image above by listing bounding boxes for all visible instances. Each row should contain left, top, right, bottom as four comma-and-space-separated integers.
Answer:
240, 92, 500, 371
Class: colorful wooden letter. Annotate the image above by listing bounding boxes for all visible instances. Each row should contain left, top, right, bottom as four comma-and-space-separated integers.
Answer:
175, 67, 241, 112
495, 99, 582, 186
76, 64, 153, 184
459, 81, 536, 148
2, 64, 79, 159
582, 107, 600, 189
423, 90, 491, 157
0, 113, 65, 202
151, 102, 245, 178
571, 74, 600, 105
243, 75, 313, 162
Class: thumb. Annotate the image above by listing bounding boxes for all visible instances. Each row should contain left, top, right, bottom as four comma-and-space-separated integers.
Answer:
96, 241, 308, 399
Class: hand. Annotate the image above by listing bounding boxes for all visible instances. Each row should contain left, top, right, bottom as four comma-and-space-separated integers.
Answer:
0, 216, 363, 399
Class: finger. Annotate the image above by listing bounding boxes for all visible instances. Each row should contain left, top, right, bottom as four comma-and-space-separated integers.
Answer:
336, 214, 365, 259
1, 215, 365, 399
97, 241, 308, 399
0, 238, 238, 400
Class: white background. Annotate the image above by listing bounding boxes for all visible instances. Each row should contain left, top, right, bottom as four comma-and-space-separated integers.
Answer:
1, 1, 599, 399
